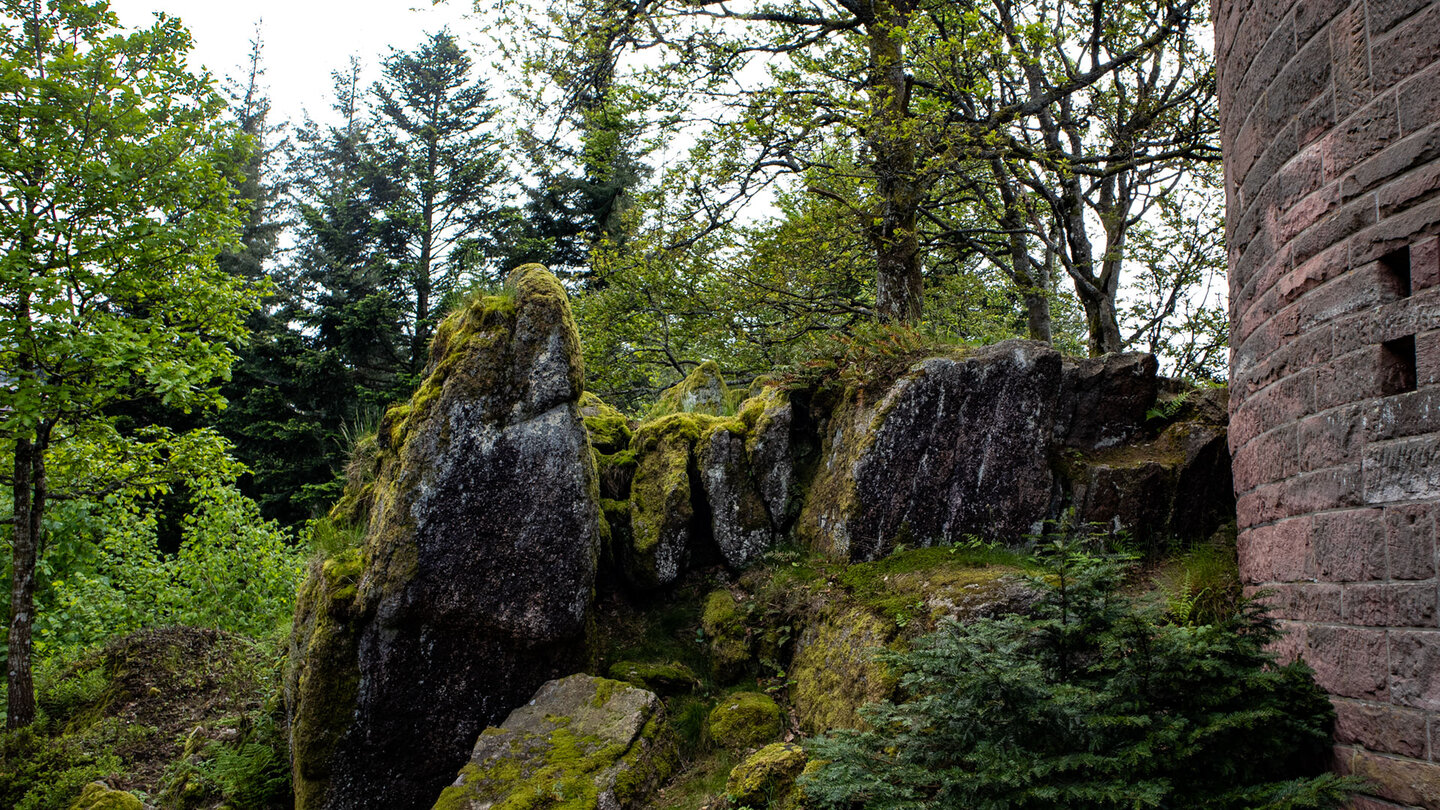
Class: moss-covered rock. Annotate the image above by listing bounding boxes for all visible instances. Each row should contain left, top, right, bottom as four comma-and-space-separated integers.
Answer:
68, 782, 143, 810
431, 675, 675, 810
788, 606, 894, 734
606, 660, 699, 696
742, 386, 800, 533
725, 742, 807, 808
651, 361, 729, 418
626, 414, 715, 589
702, 590, 752, 683
707, 692, 783, 751
288, 265, 602, 810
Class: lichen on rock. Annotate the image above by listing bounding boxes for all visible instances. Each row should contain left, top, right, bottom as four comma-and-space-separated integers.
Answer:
799, 340, 1064, 560
650, 360, 730, 418
287, 264, 602, 810
431, 675, 675, 810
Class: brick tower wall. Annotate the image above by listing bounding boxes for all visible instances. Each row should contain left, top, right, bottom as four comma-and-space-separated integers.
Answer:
1213, 0, 1440, 805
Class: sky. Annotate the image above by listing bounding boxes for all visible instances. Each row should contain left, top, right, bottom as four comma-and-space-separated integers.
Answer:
107, 0, 483, 125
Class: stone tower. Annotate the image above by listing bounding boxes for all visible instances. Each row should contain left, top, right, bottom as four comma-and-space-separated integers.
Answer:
1214, 0, 1440, 805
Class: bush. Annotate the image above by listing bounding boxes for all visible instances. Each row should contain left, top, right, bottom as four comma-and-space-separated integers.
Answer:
803, 541, 1359, 810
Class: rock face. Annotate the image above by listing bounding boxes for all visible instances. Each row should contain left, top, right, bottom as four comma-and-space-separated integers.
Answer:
620, 372, 799, 589
287, 266, 602, 810
800, 341, 1064, 560
796, 340, 1232, 560
431, 675, 675, 810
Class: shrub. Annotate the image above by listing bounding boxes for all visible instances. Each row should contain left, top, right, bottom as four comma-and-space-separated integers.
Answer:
803, 542, 1358, 810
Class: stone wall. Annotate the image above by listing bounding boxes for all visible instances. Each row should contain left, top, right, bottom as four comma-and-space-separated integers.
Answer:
1213, 0, 1440, 805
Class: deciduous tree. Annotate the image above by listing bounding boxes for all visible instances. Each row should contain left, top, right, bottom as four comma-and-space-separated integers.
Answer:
0, 0, 255, 727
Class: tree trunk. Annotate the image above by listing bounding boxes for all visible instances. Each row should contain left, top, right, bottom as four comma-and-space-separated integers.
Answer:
866, 0, 923, 323
412, 136, 439, 367
1077, 287, 1123, 355
7, 434, 42, 729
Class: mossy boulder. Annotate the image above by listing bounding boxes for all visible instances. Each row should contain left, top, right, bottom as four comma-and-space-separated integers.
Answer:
432, 675, 675, 810
651, 360, 729, 418
607, 660, 699, 696
788, 606, 894, 734
288, 265, 602, 810
702, 590, 752, 682
626, 414, 713, 589
69, 783, 143, 810
725, 743, 808, 808
707, 692, 783, 751
743, 386, 800, 533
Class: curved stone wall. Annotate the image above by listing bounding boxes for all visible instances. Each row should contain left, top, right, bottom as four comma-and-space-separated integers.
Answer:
1215, 0, 1440, 805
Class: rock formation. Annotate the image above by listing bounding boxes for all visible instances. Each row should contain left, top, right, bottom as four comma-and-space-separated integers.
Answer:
287, 266, 602, 810
431, 675, 675, 810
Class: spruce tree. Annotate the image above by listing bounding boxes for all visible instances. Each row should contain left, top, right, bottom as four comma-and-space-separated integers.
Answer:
372, 31, 510, 368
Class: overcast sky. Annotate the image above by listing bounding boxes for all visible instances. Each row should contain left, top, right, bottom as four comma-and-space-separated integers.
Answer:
107, 1, 484, 126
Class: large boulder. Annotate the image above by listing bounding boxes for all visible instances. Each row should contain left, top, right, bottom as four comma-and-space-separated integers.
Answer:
431, 675, 675, 810
799, 340, 1064, 560
287, 266, 602, 810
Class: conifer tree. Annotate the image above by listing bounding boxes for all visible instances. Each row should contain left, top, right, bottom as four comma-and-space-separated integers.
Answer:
372, 31, 510, 367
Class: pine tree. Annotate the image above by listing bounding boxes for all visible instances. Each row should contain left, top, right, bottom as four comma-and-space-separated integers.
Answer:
373, 31, 510, 367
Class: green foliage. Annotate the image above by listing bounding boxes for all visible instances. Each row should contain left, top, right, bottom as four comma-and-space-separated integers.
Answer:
1163, 528, 1243, 628
803, 542, 1358, 810
28, 480, 304, 657
0, 725, 124, 810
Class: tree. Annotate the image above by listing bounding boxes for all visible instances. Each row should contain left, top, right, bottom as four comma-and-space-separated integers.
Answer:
373, 31, 510, 366
805, 542, 1358, 809
566, 0, 1215, 342
0, 0, 255, 727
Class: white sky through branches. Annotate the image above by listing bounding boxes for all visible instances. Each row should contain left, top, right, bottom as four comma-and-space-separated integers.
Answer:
108, 1, 481, 126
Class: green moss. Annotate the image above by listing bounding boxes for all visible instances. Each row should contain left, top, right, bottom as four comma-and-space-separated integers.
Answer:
788, 606, 895, 734
707, 692, 782, 751
701, 591, 751, 683
725, 742, 807, 807
67, 782, 142, 810
432, 715, 669, 810
606, 661, 699, 696
288, 557, 362, 810
835, 547, 1026, 629
649, 360, 730, 419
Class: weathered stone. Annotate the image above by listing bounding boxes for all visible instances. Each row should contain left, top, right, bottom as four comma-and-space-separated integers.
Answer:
800, 340, 1064, 560
1055, 352, 1160, 449
432, 675, 675, 810
69, 783, 142, 810
1063, 418, 1234, 548
288, 265, 602, 810
744, 386, 799, 532
698, 424, 776, 569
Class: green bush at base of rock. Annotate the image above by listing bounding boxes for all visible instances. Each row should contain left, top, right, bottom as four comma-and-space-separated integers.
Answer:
707, 693, 782, 751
